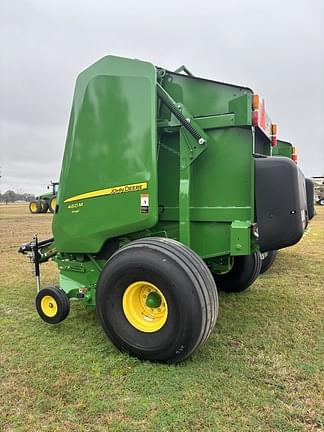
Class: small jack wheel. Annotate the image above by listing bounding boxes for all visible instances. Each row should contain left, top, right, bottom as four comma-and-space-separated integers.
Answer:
35, 286, 70, 324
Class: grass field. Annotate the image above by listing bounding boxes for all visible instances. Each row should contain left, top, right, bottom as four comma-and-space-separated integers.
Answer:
0, 204, 323, 432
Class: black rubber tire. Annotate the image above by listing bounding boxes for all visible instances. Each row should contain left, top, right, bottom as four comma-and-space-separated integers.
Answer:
96, 237, 218, 364
319, 199, 324, 206
260, 250, 278, 274
35, 286, 70, 324
29, 200, 41, 214
39, 200, 48, 213
212, 252, 262, 293
49, 195, 56, 213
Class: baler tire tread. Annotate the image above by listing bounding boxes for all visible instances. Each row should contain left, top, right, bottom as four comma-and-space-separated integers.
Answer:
213, 252, 262, 293
96, 237, 218, 364
129, 237, 218, 347
260, 250, 278, 274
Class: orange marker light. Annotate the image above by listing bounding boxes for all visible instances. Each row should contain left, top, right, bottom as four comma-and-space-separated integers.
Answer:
252, 94, 259, 110
271, 123, 277, 135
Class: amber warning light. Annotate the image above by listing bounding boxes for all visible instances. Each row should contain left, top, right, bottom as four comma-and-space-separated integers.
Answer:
251, 94, 274, 141
252, 94, 260, 127
292, 146, 298, 164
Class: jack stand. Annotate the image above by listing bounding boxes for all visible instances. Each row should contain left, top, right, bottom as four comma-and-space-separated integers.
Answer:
32, 233, 41, 293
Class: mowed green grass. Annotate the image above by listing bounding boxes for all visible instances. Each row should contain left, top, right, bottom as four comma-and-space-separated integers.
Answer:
0, 204, 323, 432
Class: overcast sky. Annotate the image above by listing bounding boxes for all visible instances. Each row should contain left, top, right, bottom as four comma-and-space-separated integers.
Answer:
1, 0, 323, 195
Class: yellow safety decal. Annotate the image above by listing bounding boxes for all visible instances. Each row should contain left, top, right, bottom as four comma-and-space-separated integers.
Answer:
64, 182, 148, 203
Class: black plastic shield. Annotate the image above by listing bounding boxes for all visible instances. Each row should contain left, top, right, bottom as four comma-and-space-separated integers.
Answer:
255, 157, 307, 252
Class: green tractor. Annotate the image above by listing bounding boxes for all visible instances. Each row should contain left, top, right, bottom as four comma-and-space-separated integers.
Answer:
29, 181, 59, 214
20, 56, 314, 363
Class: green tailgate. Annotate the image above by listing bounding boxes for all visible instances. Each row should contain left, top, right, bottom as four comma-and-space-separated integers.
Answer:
53, 56, 158, 253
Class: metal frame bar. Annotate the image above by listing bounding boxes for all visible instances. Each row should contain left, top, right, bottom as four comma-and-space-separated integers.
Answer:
179, 129, 191, 245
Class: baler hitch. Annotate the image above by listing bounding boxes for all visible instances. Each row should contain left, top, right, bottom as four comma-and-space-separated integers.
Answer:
18, 235, 56, 292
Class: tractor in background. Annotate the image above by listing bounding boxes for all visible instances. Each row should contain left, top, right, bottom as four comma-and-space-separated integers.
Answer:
312, 177, 324, 205
29, 181, 59, 214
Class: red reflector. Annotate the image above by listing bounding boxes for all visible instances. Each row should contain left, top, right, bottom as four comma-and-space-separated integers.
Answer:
252, 110, 259, 126
292, 154, 298, 163
259, 99, 266, 129
271, 136, 277, 147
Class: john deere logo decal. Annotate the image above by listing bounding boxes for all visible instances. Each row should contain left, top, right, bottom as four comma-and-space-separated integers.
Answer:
64, 182, 148, 203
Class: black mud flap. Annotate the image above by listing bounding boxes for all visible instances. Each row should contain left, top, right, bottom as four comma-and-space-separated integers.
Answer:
255, 157, 307, 252
305, 178, 315, 220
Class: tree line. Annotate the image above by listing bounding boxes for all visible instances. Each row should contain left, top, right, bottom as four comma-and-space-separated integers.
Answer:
0, 190, 35, 204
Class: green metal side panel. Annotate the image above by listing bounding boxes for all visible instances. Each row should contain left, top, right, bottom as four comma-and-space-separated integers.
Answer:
162, 72, 253, 118
53, 56, 158, 253
157, 72, 255, 257
158, 127, 254, 257
272, 139, 293, 158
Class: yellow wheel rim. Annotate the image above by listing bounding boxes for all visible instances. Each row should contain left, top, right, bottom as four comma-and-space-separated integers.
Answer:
51, 197, 57, 210
122, 281, 168, 333
41, 295, 58, 317
30, 203, 37, 212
